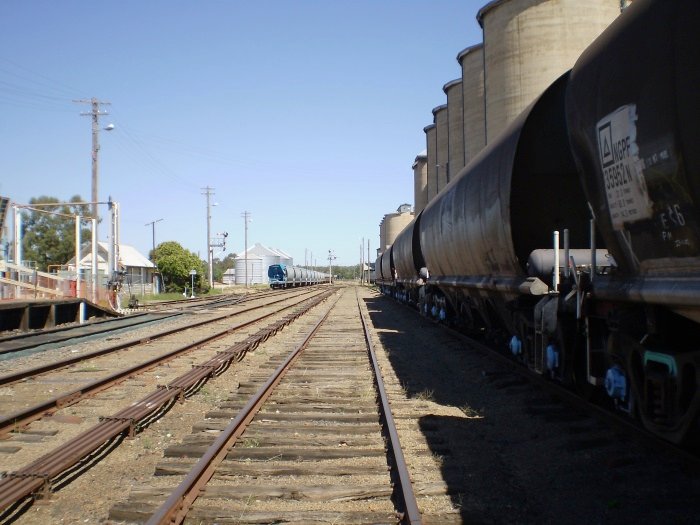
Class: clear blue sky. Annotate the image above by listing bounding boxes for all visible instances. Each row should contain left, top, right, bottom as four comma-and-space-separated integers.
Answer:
0, 1, 483, 266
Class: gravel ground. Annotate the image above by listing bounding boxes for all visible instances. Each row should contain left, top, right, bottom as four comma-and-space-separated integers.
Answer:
4, 285, 700, 524
3, 291, 327, 524
364, 291, 700, 525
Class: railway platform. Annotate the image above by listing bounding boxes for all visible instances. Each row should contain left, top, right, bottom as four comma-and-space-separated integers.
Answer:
0, 298, 117, 333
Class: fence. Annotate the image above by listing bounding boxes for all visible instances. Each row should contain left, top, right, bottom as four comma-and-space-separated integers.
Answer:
0, 262, 111, 303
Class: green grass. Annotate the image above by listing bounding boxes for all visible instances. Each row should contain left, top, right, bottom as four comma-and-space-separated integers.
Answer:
135, 289, 224, 303
136, 292, 194, 302
74, 366, 105, 373
135, 283, 270, 305
415, 389, 435, 401
461, 405, 484, 419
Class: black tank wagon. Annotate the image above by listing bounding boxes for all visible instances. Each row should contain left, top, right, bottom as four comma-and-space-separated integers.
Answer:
377, 0, 700, 443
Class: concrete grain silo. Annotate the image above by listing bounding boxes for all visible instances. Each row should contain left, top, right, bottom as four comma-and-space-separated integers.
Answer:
379, 204, 414, 253
433, 104, 449, 194
413, 150, 428, 215
444, 79, 465, 180
457, 43, 486, 164
424, 124, 437, 202
478, 0, 623, 142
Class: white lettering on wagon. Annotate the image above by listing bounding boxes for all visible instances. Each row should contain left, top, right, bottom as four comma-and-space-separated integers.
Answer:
596, 104, 652, 230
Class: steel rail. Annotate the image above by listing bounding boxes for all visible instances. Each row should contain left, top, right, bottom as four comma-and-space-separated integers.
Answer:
142, 291, 245, 308
142, 287, 307, 311
146, 292, 341, 525
0, 289, 272, 352
0, 289, 327, 437
389, 294, 700, 472
356, 290, 423, 525
0, 290, 334, 516
0, 288, 319, 388
0, 311, 154, 348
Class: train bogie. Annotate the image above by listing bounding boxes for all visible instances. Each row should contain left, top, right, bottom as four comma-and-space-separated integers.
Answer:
565, 0, 700, 442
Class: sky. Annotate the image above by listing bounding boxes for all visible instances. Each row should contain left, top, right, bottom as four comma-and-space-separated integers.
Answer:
0, 0, 484, 267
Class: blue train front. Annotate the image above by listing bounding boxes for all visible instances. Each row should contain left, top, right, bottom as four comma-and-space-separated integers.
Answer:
268, 264, 330, 289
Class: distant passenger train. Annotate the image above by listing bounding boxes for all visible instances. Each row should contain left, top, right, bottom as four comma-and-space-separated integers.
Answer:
268, 264, 330, 289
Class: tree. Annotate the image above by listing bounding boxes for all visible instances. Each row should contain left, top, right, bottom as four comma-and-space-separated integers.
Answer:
21, 195, 91, 272
333, 265, 361, 280
153, 241, 207, 293
213, 252, 237, 282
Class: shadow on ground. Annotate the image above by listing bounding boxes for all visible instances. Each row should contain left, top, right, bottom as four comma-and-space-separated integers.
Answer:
364, 295, 528, 524
363, 294, 700, 525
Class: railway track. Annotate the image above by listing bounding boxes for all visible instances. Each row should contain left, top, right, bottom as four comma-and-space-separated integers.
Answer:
364, 292, 700, 522
6, 285, 688, 523
0, 312, 179, 356
398, 302, 700, 469
0, 288, 334, 521
110, 286, 427, 524
0, 288, 288, 356
0, 289, 459, 524
138, 290, 264, 312
0, 288, 328, 438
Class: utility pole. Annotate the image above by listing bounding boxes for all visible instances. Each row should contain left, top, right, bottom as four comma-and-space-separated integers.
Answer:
242, 211, 251, 287
209, 230, 228, 286
75, 98, 111, 223
107, 198, 120, 278
360, 238, 364, 285
367, 238, 371, 285
202, 187, 215, 288
145, 218, 163, 260
328, 250, 336, 285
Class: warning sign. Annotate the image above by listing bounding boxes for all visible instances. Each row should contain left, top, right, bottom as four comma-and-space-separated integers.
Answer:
596, 105, 652, 230
598, 122, 614, 167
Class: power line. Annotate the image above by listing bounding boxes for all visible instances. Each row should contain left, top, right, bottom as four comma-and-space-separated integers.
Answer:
107, 113, 199, 189
0, 56, 85, 97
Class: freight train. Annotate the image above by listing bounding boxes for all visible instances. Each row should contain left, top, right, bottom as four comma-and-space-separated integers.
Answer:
268, 264, 330, 289
376, 0, 699, 444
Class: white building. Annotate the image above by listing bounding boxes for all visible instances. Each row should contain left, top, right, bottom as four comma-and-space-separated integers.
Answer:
234, 243, 295, 285
222, 268, 236, 285
67, 242, 159, 294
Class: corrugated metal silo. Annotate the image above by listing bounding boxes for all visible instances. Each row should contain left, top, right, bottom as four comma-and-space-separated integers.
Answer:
274, 247, 293, 266
413, 150, 428, 215
235, 243, 282, 284
433, 104, 448, 194
234, 254, 263, 285
423, 124, 437, 202
261, 253, 281, 284
478, 0, 622, 143
457, 43, 486, 164
444, 79, 465, 180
